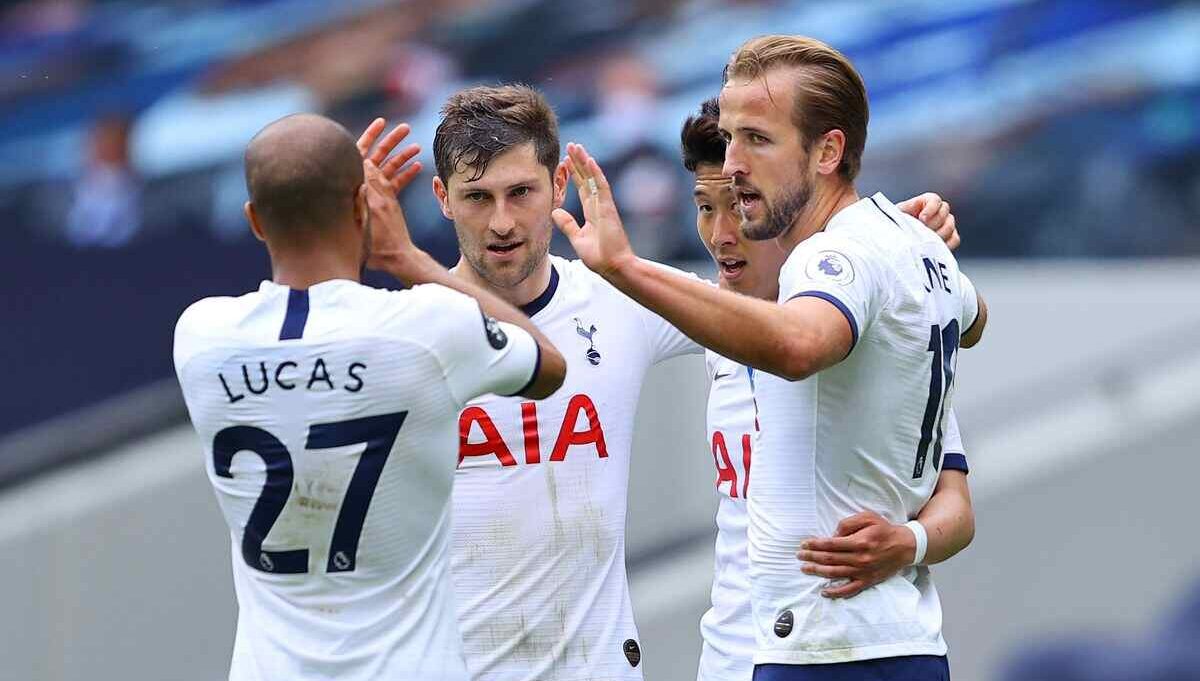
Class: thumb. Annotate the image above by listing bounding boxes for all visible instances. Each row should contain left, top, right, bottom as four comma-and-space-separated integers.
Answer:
551, 208, 581, 238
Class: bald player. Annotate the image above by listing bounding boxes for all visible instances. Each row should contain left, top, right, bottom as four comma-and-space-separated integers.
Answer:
174, 113, 565, 681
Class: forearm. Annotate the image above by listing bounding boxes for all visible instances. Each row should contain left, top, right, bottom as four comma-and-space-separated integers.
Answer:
606, 257, 821, 378
381, 250, 565, 395
915, 471, 975, 565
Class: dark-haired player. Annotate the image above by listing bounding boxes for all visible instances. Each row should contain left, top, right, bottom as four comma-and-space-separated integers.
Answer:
417, 84, 957, 681
174, 113, 565, 681
679, 98, 975, 681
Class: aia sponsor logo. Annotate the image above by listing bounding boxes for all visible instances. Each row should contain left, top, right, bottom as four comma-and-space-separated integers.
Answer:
458, 394, 609, 466
712, 430, 751, 499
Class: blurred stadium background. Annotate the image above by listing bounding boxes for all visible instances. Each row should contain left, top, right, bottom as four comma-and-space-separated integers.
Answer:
2, 0, 1199, 679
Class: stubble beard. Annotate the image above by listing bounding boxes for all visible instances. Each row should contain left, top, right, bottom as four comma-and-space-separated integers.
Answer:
458, 218, 553, 291
741, 174, 812, 242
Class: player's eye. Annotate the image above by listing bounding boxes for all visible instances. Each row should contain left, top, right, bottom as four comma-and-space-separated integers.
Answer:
510, 186, 531, 198
749, 133, 769, 144
697, 204, 713, 213
465, 192, 487, 202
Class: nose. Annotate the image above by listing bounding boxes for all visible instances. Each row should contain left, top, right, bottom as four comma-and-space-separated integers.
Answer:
710, 211, 738, 249
722, 140, 748, 178
489, 201, 517, 237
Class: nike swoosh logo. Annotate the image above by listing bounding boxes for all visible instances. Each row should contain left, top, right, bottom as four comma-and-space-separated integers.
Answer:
713, 372, 731, 380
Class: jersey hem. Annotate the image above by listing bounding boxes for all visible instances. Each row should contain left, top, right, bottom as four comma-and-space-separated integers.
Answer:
753, 641, 948, 666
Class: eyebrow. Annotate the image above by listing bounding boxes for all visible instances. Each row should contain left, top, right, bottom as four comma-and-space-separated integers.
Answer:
459, 178, 540, 192
736, 126, 770, 137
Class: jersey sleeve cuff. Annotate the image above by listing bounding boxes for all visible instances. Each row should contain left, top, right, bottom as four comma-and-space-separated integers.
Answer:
959, 273, 979, 334
788, 290, 860, 354
942, 452, 969, 474
502, 342, 542, 398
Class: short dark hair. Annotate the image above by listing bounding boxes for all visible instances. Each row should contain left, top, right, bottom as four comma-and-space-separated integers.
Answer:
244, 113, 363, 234
433, 84, 560, 183
680, 97, 725, 172
725, 35, 868, 181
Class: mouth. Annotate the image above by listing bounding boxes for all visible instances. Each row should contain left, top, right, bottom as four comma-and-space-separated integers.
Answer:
717, 255, 748, 280
486, 241, 524, 257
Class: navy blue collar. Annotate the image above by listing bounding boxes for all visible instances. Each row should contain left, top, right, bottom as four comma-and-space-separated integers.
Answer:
520, 265, 559, 317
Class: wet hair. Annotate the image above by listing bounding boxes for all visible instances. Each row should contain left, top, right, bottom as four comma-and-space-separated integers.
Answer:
725, 35, 868, 181
433, 84, 560, 183
243, 113, 363, 235
680, 97, 725, 172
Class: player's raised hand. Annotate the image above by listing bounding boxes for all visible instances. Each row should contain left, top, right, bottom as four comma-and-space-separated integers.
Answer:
796, 511, 917, 599
362, 159, 438, 283
356, 118, 424, 194
897, 192, 959, 251
551, 142, 637, 278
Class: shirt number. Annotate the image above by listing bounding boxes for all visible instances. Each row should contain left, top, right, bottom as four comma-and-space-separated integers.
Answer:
211, 411, 407, 574
913, 321, 958, 479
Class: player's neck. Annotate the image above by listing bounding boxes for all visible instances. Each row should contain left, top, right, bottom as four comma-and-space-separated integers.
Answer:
270, 249, 361, 290
779, 182, 859, 253
452, 256, 553, 309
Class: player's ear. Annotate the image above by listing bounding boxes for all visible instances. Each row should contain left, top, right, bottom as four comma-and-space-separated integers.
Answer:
245, 201, 267, 243
353, 183, 368, 232
814, 129, 845, 177
552, 161, 569, 208
432, 175, 454, 220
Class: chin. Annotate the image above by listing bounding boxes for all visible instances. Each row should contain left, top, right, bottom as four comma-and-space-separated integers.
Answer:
481, 261, 534, 290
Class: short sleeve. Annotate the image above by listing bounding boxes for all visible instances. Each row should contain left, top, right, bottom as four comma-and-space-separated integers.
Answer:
414, 285, 540, 405
173, 298, 222, 376
940, 408, 969, 474
959, 271, 980, 336
633, 260, 706, 363
778, 233, 887, 353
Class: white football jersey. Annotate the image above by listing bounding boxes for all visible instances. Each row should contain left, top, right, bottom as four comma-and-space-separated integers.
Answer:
174, 278, 540, 681
451, 256, 701, 681
697, 351, 757, 681
748, 193, 979, 666
696, 348, 969, 680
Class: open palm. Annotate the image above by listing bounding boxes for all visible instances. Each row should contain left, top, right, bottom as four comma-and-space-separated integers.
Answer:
551, 143, 637, 278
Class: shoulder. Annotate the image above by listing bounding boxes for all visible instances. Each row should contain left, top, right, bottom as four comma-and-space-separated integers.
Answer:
555, 255, 608, 292
558, 255, 709, 293
781, 230, 874, 287
371, 283, 482, 340
174, 292, 253, 343
705, 349, 738, 375
173, 292, 256, 372
704, 349, 721, 375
